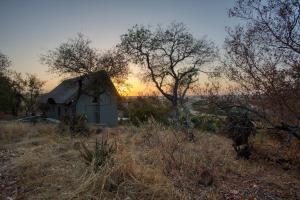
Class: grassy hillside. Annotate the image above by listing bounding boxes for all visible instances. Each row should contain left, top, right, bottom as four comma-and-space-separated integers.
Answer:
1, 122, 300, 199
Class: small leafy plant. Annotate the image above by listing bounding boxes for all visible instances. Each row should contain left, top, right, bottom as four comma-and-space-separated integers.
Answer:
79, 137, 116, 171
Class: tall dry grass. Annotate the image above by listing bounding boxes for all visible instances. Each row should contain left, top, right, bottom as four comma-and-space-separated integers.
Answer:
0, 122, 57, 142
1, 121, 300, 199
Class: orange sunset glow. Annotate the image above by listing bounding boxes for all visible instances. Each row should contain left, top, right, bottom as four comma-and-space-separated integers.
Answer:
1, 1, 300, 199
43, 64, 157, 96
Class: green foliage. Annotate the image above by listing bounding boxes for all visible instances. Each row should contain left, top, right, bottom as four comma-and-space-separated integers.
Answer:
191, 114, 223, 133
79, 138, 116, 172
0, 77, 23, 116
0, 70, 44, 116
73, 113, 89, 134
58, 113, 89, 136
127, 97, 172, 126
0, 75, 14, 113
22, 73, 45, 115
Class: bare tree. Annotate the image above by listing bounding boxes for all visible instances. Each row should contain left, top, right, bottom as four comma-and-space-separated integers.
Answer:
22, 74, 45, 116
97, 50, 129, 84
229, 0, 300, 56
214, 0, 300, 143
41, 33, 129, 101
41, 33, 129, 130
118, 23, 216, 109
41, 33, 129, 82
41, 34, 129, 101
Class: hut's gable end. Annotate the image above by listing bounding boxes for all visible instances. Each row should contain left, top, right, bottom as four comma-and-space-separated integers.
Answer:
76, 90, 117, 125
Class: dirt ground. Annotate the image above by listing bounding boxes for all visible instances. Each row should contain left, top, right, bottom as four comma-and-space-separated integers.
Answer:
1, 122, 300, 199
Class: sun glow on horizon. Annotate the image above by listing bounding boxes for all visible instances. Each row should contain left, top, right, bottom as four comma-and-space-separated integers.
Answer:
42, 63, 157, 96
42, 72, 157, 97
42, 64, 226, 96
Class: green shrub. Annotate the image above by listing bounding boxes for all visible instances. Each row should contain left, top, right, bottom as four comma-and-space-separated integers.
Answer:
58, 114, 89, 136
191, 114, 223, 133
72, 114, 89, 135
128, 97, 172, 126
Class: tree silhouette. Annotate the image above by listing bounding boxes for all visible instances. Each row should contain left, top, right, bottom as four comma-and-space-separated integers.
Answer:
212, 0, 300, 143
119, 23, 216, 108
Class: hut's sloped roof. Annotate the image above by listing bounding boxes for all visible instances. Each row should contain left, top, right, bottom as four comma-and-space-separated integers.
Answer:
41, 71, 119, 104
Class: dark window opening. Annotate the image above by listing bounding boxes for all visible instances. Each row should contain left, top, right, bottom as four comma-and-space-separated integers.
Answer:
92, 96, 99, 103
95, 111, 100, 123
58, 106, 61, 117
48, 98, 56, 105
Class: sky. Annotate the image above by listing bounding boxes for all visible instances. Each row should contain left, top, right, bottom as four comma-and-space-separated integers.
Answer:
0, 0, 238, 95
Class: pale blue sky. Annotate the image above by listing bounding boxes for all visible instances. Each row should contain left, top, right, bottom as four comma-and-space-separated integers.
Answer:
0, 0, 238, 91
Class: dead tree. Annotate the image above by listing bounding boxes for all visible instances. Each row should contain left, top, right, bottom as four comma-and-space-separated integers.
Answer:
206, 0, 300, 154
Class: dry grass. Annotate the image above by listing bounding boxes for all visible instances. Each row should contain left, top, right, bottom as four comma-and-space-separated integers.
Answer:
1, 121, 300, 199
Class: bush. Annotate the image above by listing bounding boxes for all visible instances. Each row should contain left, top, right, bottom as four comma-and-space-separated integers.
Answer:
72, 114, 89, 134
191, 114, 223, 133
58, 113, 89, 136
79, 137, 116, 172
127, 97, 172, 125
